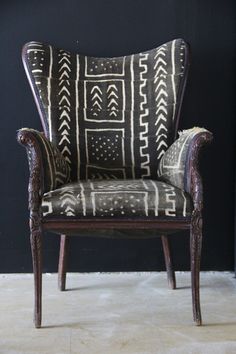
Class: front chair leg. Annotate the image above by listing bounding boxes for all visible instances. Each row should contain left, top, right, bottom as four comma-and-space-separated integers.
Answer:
190, 210, 202, 326
58, 235, 68, 291
30, 218, 42, 328
161, 235, 176, 289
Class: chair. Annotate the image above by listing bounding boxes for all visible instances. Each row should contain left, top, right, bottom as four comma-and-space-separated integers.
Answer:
17, 39, 212, 328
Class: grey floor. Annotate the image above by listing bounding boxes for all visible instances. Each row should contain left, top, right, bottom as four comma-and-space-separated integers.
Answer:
0, 272, 236, 354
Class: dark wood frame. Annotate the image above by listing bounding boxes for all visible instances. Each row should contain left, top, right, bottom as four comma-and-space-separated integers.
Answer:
17, 129, 212, 328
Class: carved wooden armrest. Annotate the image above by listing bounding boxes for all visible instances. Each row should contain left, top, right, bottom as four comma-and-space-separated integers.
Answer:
17, 128, 71, 200
158, 127, 213, 210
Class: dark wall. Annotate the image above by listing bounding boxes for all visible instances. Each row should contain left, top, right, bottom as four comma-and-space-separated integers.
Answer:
0, 0, 235, 272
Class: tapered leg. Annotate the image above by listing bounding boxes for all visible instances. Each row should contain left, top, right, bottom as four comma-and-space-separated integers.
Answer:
161, 235, 176, 290
30, 227, 42, 328
190, 210, 202, 326
58, 235, 68, 291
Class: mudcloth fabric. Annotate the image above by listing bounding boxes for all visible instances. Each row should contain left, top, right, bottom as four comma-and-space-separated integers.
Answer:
23, 39, 188, 181
20, 38, 206, 220
42, 179, 192, 219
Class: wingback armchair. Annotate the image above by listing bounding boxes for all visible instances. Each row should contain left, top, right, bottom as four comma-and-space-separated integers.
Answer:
17, 39, 212, 328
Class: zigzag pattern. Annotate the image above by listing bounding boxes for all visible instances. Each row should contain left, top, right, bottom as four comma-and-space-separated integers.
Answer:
58, 50, 72, 166
154, 44, 169, 162
139, 53, 150, 177
59, 186, 77, 216
107, 84, 119, 117
91, 85, 102, 116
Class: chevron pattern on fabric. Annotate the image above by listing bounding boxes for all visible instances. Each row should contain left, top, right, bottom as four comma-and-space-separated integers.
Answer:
22, 39, 189, 182
154, 44, 169, 162
58, 49, 73, 169
41, 179, 192, 219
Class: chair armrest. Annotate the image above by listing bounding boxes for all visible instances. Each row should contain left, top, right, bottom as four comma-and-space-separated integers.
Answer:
157, 127, 213, 210
17, 128, 70, 197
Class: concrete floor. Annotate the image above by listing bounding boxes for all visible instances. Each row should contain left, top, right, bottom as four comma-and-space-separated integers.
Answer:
0, 272, 236, 354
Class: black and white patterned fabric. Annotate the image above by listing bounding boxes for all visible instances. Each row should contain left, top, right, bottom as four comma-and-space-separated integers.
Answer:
42, 179, 192, 219
22, 39, 202, 221
20, 128, 70, 192
157, 127, 209, 191
23, 39, 188, 181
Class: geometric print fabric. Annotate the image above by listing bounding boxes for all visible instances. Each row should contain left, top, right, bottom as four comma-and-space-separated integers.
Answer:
157, 127, 209, 192
23, 39, 188, 182
41, 179, 193, 219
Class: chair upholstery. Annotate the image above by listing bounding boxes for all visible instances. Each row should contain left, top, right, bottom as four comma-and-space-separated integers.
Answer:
18, 38, 213, 327
22, 39, 188, 182
158, 127, 209, 192
20, 128, 70, 192
42, 179, 193, 219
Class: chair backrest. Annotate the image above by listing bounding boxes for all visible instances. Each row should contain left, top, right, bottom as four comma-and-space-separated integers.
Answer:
22, 39, 189, 181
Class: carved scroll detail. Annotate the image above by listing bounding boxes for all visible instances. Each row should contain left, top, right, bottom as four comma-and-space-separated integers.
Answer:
17, 130, 42, 218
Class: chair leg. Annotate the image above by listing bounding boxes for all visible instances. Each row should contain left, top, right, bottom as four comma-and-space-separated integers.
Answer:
161, 235, 176, 290
30, 224, 42, 328
58, 234, 68, 291
190, 210, 202, 326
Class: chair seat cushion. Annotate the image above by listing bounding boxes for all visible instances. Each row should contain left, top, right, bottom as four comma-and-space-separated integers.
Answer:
41, 179, 193, 220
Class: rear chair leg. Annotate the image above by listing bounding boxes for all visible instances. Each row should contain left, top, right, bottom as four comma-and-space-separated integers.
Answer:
58, 235, 68, 291
190, 210, 202, 326
161, 235, 176, 290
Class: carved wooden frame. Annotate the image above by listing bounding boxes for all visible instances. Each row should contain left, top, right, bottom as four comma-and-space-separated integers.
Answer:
18, 131, 43, 328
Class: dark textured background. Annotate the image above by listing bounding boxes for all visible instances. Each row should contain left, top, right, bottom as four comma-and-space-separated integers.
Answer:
0, 0, 235, 272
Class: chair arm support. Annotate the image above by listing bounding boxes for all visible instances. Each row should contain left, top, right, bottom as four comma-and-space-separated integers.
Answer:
158, 127, 213, 210
17, 128, 70, 205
